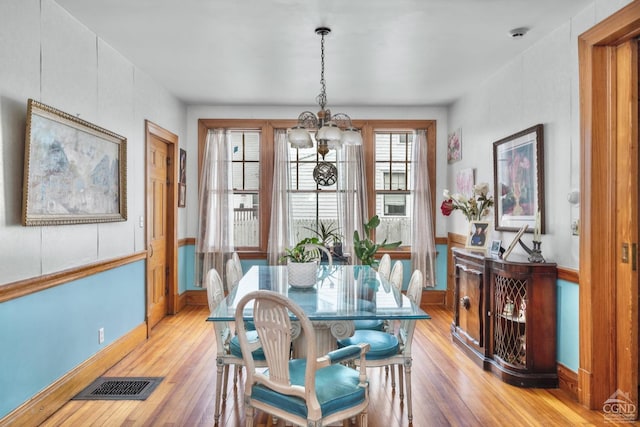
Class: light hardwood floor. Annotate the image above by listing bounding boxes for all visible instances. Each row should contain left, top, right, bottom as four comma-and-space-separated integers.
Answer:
42, 305, 627, 426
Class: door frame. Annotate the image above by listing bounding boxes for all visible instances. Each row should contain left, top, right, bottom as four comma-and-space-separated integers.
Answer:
145, 120, 179, 332
578, 1, 640, 413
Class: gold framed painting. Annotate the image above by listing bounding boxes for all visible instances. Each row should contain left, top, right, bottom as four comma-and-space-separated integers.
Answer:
22, 99, 127, 226
493, 124, 544, 233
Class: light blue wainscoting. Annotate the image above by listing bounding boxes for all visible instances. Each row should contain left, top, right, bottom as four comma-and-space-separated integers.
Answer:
0, 260, 146, 420
179, 244, 448, 292
556, 279, 579, 371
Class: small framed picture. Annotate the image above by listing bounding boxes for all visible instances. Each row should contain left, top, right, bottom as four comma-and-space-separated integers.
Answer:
489, 239, 502, 257
502, 224, 529, 260
178, 183, 186, 208
465, 221, 491, 251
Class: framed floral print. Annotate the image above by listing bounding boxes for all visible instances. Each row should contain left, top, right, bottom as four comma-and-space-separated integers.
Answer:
447, 128, 462, 163
493, 124, 544, 233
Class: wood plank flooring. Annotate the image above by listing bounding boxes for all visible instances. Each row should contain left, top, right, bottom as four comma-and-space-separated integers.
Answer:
41, 305, 627, 426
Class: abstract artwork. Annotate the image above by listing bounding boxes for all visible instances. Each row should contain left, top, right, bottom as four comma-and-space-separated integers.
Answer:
22, 99, 127, 226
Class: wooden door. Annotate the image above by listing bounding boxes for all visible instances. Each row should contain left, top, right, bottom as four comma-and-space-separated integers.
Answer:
579, 3, 640, 414
147, 136, 169, 329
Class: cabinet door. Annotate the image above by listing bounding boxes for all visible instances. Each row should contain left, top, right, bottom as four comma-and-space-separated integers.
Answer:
456, 264, 484, 351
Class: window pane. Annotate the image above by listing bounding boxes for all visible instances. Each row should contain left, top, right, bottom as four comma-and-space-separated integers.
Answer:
232, 163, 243, 189
376, 133, 391, 161
233, 193, 259, 246
375, 194, 412, 246
289, 192, 338, 242
244, 163, 259, 190
231, 133, 243, 161
244, 132, 260, 161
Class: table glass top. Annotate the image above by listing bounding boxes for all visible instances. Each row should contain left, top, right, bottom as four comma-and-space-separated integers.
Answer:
207, 265, 430, 322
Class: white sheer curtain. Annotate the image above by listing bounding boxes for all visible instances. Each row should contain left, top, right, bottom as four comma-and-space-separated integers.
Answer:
337, 144, 369, 263
411, 129, 437, 287
267, 130, 293, 265
195, 129, 234, 289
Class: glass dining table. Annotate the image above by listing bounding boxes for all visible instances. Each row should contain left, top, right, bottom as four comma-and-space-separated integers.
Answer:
207, 264, 430, 357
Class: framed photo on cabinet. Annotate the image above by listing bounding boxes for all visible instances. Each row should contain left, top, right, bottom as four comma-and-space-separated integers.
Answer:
465, 220, 491, 251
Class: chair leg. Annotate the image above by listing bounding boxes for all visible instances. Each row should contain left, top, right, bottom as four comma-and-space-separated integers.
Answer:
404, 358, 413, 424
398, 363, 405, 401
390, 364, 396, 389
245, 404, 254, 427
359, 408, 368, 427
222, 363, 230, 401
214, 357, 225, 424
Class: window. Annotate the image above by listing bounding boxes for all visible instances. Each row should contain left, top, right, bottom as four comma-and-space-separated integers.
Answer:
231, 130, 260, 247
375, 131, 413, 246
198, 119, 435, 258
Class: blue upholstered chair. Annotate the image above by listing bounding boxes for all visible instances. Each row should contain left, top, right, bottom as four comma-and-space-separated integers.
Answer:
337, 269, 424, 425
205, 268, 265, 425
234, 290, 371, 427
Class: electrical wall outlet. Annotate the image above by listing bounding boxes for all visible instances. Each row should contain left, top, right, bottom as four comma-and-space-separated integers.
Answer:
98, 327, 104, 344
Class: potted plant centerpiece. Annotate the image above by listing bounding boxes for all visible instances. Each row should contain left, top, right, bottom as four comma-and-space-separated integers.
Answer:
280, 238, 332, 288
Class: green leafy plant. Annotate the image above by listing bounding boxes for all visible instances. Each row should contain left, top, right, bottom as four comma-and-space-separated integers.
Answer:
353, 215, 401, 267
304, 221, 343, 247
279, 237, 321, 263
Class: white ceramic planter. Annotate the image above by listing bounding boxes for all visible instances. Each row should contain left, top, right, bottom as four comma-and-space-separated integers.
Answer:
287, 261, 318, 288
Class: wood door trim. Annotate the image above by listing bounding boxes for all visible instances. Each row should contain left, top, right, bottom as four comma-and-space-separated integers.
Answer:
578, 1, 640, 412
145, 121, 179, 321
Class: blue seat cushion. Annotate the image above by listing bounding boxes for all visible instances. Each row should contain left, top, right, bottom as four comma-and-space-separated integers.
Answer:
353, 319, 386, 331
338, 330, 399, 360
230, 330, 265, 360
251, 359, 366, 419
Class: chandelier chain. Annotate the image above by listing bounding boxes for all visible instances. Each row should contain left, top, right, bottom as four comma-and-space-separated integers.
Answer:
317, 31, 327, 110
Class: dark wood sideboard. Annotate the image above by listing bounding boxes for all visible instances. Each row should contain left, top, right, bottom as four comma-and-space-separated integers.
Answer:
451, 248, 558, 387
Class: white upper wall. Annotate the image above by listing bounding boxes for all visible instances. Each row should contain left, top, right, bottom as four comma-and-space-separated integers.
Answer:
447, 0, 632, 270
0, 0, 186, 285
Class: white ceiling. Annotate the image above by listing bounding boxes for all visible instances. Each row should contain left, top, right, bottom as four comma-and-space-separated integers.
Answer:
55, 0, 593, 107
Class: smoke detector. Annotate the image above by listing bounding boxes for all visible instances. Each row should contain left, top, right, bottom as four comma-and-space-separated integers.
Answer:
509, 27, 529, 38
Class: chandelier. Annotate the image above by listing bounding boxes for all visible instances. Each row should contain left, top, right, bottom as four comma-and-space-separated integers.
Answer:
287, 27, 362, 160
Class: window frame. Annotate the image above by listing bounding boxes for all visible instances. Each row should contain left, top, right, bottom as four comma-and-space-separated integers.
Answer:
198, 119, 436, 260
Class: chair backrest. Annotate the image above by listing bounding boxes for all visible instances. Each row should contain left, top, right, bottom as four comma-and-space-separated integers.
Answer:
377, 253, 391, 281
400, 269, 423, 353
205, 268, 226, 313
303, 243, 333, 268
235, 290, 321, 407
226, 258, 242, 293
205, 268, 233, 354
232, 251, 243, 276
389, 260, 404, 291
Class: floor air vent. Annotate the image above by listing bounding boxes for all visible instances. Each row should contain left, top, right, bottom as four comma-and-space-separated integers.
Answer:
73, 377, 163, 401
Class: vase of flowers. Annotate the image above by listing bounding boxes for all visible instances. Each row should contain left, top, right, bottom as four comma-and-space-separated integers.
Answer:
440, 182, 494, 221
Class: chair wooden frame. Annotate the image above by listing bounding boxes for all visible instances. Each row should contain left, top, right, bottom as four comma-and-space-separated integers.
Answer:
339, 269, 424, 424
205, 268, 266, 426
235, 290, 370, 427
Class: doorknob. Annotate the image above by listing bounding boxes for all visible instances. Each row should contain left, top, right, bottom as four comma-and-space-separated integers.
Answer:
149, 244, 154, 258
